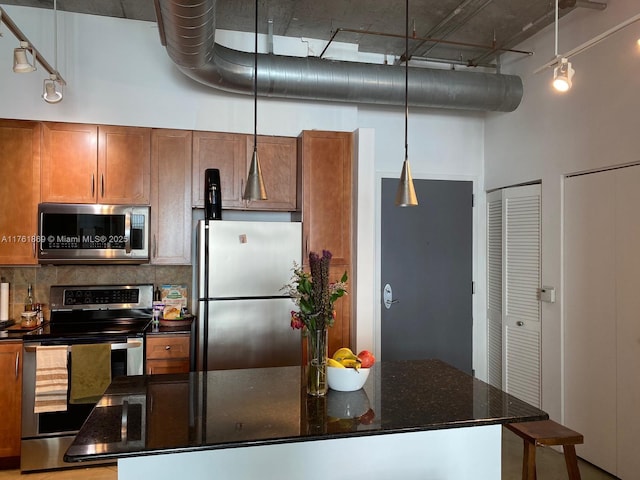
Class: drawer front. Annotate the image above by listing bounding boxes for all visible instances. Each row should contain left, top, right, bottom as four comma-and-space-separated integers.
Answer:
146, 359, 190, 375
146, 335, 190, 360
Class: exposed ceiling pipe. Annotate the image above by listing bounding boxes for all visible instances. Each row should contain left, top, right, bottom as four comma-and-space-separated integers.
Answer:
155, 0, 523, 112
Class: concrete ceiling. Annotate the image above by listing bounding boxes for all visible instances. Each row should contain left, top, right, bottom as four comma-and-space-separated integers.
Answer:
2, 0, 607, 67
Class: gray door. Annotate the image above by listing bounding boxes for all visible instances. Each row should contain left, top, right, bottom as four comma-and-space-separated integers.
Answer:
381, 178, 473, 374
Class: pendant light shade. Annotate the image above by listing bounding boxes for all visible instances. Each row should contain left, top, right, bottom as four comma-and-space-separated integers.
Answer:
242, 0, 268, 201
395, 0, 418, 207
43, 74, 63, 103
244, 146, 267, 200
13, 41, 35, 73
396, 157, 418, 206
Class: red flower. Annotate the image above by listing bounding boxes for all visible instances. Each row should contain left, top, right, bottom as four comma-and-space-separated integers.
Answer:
290, 311, 305, 330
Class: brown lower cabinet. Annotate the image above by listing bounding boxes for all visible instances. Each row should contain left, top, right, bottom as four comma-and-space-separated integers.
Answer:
145, 334, 191, 375
146, 379, 190, 449
0, 341, 22, 468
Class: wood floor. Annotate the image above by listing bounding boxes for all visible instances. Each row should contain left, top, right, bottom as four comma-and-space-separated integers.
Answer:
0, 428, 618, 479
0, 465, 117, 479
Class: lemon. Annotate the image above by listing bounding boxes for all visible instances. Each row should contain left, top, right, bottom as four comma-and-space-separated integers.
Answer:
333, 347, 357, 363
327, 358, 345, 368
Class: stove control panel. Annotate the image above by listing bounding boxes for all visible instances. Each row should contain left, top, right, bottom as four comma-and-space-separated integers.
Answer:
63, 288, 140, 306
49, 284, 154, 310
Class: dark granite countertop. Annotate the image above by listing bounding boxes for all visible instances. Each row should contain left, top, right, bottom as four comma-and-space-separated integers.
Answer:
65, 359, 548, 462
0, 320, 45, 341
145, 321, 192, 336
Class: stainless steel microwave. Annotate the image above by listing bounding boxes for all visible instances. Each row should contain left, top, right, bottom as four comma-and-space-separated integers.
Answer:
37, 203, 150, 264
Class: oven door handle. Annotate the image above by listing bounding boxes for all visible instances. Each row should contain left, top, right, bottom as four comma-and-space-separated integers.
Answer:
24, 341, 143, 353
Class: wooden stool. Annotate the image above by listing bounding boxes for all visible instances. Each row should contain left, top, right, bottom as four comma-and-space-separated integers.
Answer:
506, 419, 584, 480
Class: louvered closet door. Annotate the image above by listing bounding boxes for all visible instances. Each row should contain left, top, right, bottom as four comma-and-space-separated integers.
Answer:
486, 190, 503, 389
502, 184, 541, 408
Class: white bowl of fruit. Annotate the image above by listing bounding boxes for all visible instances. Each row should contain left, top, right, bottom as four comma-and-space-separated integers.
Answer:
327, 348, 375, 392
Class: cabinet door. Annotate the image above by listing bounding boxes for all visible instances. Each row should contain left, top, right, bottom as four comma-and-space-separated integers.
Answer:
614, 165, 640, 478
0, 120, 40, 265
327, 265, 351, 357
192, 132, 246, 208
564, 171, 617, 474
245, 135, 298, 211
299, 130, 353, 355
98, 126, 151, 204
146, 381, 189, 448
151, 129, 192, 264
41, 122, 97, 203
0, 342, 22, 461
300, 131, 352, 266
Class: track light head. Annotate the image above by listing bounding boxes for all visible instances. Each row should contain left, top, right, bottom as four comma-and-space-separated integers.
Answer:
552, 57, 574, 92
43, 75, 63, 104
13, 41, 35, 73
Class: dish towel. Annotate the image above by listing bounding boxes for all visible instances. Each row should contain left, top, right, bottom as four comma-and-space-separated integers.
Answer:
70, 343, 112, 404
34, 345, 69, 413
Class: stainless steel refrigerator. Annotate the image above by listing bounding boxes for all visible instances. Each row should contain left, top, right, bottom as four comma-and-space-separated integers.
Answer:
197, 220, 302, 370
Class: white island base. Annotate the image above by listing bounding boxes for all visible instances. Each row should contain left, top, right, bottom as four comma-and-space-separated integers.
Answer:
118, 424, 502, 480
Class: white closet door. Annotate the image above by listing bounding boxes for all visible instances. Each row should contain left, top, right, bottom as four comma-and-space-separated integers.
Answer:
486, 190, 503, 389
564, 171, 617, 474
502, 184, 541, 408
614, 165, 640, 478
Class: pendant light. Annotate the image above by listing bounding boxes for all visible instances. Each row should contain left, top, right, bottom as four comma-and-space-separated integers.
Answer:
395, 0, 418, 207
242, 0, 268, 201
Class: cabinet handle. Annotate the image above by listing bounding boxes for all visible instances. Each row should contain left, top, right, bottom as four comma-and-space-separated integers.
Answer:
165, 345, 171, 350
101, 174, 105, 198
32, 240, 36, 258
153, 234, 157, 258
91, 174, 95, 197
15, 351, 19, 380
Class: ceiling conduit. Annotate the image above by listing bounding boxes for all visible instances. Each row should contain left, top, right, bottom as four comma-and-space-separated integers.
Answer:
155, 0, 523, 112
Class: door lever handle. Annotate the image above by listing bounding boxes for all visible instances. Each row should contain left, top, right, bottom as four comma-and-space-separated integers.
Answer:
383, 283, 399, 309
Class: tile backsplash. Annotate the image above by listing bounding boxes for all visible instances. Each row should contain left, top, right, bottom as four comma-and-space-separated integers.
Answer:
0, 265, 192, 322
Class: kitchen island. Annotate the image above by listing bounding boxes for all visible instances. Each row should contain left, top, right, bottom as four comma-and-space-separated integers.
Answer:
65, 359, 547, 479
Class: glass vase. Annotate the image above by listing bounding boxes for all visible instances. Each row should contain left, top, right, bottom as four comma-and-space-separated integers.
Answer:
306, 328, 328, 396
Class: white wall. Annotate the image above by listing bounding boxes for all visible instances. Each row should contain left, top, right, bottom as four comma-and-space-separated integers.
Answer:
0, 5, 485, 374
485, 1, 640, 421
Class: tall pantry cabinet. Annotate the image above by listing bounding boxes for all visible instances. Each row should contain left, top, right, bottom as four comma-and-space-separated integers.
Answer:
564, 164, 640, 478
298, 130, 354, 356
0, 120, 40, 265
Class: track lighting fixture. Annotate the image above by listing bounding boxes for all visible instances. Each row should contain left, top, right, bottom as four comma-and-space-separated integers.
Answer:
43, 74, 63, 103
552, 57, 574, 92
1, 5, 66, 103
13, 41, 36, 73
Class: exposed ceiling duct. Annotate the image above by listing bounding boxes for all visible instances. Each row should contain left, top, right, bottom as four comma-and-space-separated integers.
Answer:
154, 0, 524, 112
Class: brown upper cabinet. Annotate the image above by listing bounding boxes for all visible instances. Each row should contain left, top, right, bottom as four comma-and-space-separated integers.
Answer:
192, 131, 245, 209
192, 131, 298, 211
0, 120, 41, 265
299, 130, 353, 267
150, 129, 192, 264
243, 135, 298, 211
41, 123, 151, 204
